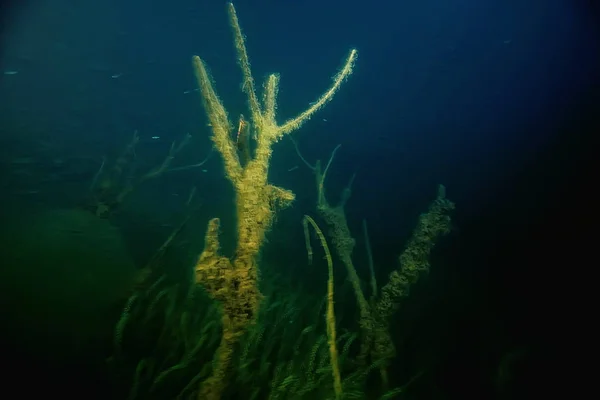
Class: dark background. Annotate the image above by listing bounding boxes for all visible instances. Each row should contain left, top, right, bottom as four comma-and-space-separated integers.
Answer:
1, 0, 597, 398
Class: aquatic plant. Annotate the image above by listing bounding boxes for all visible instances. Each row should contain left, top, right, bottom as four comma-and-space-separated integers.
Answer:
291, 138, 455, 389
114, 187, 453, 399
113, 3, 455, 399
191, 3, 356, 398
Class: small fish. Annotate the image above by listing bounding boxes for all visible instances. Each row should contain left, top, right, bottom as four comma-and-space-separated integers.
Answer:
183, 88, 200, 94
11, 157, 35, 164
287, 165, 299, 172
201, 169, 208, 173
3, 70, 18, 75
151, 136, 160, 139
322, 118, 328, 122
111, 73, 123, 79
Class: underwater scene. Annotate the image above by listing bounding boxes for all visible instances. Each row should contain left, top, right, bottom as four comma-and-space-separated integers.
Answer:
0, 0, 597, 399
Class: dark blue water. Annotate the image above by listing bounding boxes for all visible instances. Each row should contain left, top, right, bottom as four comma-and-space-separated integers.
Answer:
0, 0, 597, 398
